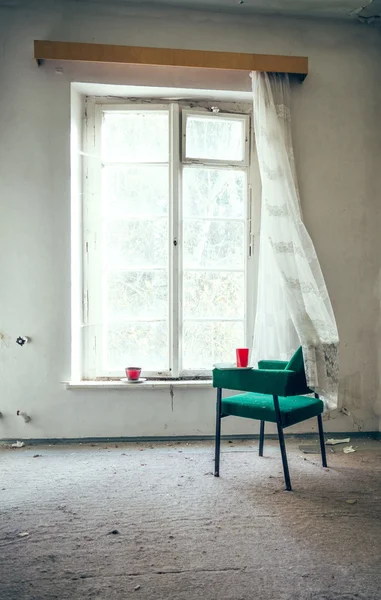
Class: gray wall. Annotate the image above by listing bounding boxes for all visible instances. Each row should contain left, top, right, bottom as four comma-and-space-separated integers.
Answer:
0, 1, 380, 439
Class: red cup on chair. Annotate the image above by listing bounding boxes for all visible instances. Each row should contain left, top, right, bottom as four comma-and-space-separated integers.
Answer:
236, 348, 249, 368
125, 367, 141, 381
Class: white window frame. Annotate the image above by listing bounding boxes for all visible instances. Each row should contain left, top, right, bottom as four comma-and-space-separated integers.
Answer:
181, 109, 250, 167
180, 107, 251, 377
82, 98, 254, 380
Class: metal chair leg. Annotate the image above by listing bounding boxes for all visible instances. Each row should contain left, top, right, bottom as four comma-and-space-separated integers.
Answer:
259, 420, 265, 456
317, 413, 327, 468
315, 393, 327, 468
273, 395, 292, 491
214, 388, 222, 477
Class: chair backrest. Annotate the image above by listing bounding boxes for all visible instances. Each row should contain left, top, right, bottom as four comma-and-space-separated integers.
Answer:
286, 346, 312, 395
286, 346, 304, 374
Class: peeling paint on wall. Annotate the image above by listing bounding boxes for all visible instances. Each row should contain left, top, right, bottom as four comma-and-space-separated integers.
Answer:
0, 332, 10, 349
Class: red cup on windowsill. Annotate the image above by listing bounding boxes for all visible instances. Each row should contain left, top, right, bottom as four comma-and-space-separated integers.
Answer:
125, 367, 141, 381
236, 348, 249, 368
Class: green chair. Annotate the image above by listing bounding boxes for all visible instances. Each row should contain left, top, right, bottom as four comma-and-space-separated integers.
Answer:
212, 347, 327, 491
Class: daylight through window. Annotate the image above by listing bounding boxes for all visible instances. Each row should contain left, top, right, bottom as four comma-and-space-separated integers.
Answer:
83, 101, 252, 378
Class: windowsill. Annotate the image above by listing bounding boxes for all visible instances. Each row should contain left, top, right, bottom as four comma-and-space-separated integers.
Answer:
65, 380, 213, 391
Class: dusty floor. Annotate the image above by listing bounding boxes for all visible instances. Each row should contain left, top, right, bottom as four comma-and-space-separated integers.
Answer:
1, 437, 381, 600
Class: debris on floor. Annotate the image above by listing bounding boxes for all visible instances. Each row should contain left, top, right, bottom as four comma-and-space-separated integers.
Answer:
11, 441, 25, 448
134, 585, 141, 591
299, 444, 320, 454
326, 438, 350, 445
33, 454, 42, 458
343, 445, 356, 453
17, 532, 29, 538
346, 499, 357, 505
108, 529, 120, 535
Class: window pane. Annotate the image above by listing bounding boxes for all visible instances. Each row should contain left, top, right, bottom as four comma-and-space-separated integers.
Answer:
183, 167, 245, 219
104, 219, 168, 269
99, 108, 170, 375
183, 220, 244, 269
105, 321, 168, 372
102, 165, 168, 217
102, 111, 169, 163
183, 321, 244, 370
183, 271, 244, 319
185, 115, 244, 161
106, 270, 168, 320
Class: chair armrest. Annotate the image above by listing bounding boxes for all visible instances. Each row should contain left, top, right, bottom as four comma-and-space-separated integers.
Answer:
258, 360, 288, 371
212, 368, 299, 396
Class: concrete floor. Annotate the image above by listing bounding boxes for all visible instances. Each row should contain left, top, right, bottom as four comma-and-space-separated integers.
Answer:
1, 437, 381, 600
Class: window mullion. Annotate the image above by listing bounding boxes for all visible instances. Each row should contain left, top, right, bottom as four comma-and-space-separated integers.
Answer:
169, 103, 181, 377
83, 102, 103, 379
247, 118, 260, 350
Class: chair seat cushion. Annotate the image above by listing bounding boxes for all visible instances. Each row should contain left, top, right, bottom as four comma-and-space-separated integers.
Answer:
222, 393, 324, 428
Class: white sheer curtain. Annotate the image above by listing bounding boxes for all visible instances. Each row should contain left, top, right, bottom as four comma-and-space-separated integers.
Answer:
251, 71, 339, 410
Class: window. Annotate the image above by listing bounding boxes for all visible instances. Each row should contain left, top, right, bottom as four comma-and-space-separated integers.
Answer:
82, 100, 253, 379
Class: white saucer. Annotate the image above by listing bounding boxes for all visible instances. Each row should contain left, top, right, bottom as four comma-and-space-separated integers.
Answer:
120, 378, 147, 384
213, 364, 253, 370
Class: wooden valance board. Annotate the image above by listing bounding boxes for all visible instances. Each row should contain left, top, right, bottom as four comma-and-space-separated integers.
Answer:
34, 40, 308, 80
